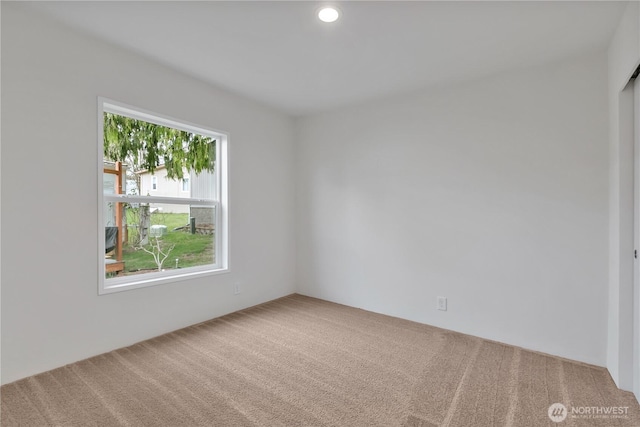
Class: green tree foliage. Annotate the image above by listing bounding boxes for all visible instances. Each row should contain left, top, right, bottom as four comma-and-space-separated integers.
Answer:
104, 112, 215, 180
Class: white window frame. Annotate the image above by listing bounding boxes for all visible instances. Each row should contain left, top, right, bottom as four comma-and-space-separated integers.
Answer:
98, 98, 229, 295
181, 176, 190, 192
152, 175, 157, 191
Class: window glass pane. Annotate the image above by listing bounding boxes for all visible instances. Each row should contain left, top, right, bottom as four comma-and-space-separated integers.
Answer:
103, 173, 116, 194
126, 177, 138, 195
100, 104, 225, 292
105, 203, 216, 279
103, 174, 117, 227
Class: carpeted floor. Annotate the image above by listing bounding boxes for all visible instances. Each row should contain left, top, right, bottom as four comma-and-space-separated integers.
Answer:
1, 294, 639, 426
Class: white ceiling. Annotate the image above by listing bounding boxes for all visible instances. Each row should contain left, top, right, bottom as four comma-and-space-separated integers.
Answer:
22, 1, 626, 116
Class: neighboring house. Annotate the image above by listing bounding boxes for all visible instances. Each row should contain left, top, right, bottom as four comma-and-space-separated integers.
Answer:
137, 166, 216, 222
138, 166, 191, 214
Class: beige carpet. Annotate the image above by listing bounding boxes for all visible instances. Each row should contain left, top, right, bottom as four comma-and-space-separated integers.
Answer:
1, 294, 639, 426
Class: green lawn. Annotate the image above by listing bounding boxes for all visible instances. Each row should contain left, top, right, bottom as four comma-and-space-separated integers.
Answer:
121, 211, 214, 273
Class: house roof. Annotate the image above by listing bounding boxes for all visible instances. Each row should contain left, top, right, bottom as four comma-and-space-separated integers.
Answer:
135, 165, 166, 176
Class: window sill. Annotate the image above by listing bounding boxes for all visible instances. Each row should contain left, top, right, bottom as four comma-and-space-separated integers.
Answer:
99, 265, 229, 295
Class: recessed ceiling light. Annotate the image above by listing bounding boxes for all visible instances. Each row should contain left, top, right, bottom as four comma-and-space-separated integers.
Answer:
318, 7, 340, 23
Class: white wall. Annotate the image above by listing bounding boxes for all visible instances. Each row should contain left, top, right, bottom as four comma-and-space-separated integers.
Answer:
295, 52, 609, 366
607, 0, 640, 398
0, 4, 296, 385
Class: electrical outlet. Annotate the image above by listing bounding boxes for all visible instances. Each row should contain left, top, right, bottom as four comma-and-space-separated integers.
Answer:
437, 296, 447, 311
233, 282, 241, 295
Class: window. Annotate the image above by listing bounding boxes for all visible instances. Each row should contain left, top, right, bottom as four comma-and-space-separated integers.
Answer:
98, 98, 228, 294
